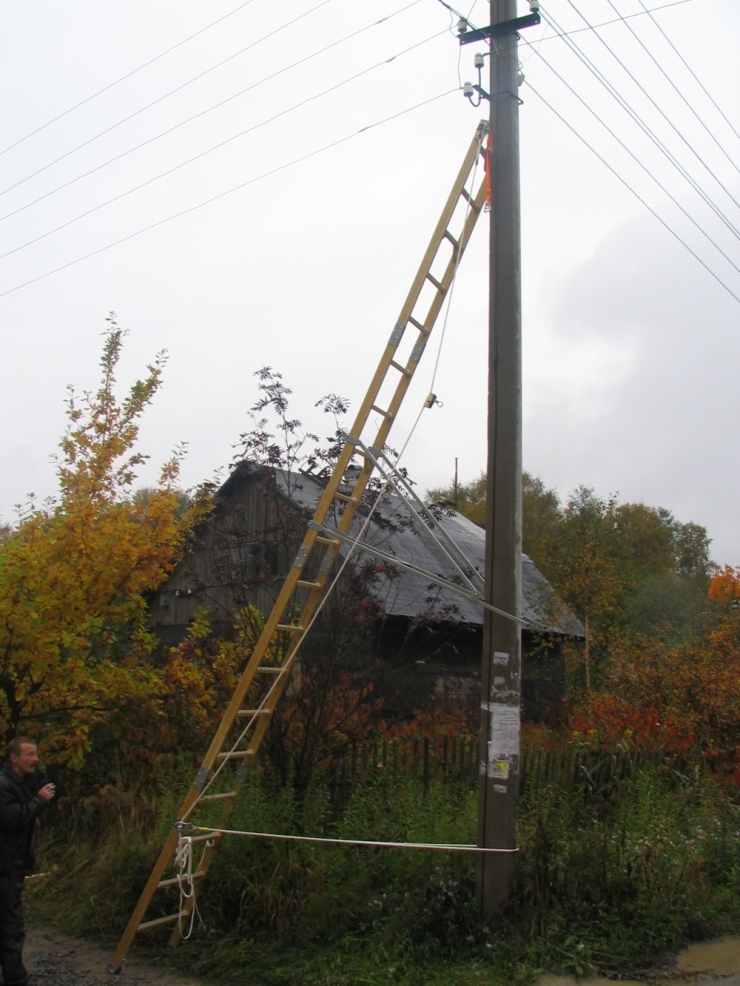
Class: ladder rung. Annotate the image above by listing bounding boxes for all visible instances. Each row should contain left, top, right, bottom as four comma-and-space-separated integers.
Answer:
389, 359, 411, 378
217, 750, 255, 761
255, 666, 282, 674
425, 272, 446, 293
334, 491, 358, 504
236, 709, 271, 717
297, 579, 320, 589
198, 791, 237, 801
276, 623, 303, 632
138, 913, 181, 931
157, 871, 206, 889
370, 405, 393, 421
408, 315, 428, 333
461, 187, 481, 211
443, 229, 459, 250
316, 535, 340, 546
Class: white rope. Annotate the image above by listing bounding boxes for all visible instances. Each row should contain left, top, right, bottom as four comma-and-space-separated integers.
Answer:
189, 826, 518, 853
175, 835, 204, 939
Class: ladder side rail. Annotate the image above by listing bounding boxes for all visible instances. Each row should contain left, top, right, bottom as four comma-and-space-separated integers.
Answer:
320, 171, 488, 553
188, 144, 490, 817
336, 125, 487, 452
110, 123, 488, 971
279, 123, 488, 554
353, 175, 488, 465
189, 128, 492, 777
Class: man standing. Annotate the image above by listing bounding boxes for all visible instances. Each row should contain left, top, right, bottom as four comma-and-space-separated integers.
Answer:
0, 737, 55, 986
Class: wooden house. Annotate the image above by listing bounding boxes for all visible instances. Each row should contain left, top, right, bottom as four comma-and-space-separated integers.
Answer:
151, 463, 583, 723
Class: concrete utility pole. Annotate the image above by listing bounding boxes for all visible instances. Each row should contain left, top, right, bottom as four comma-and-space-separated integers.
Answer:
477, 0, 524, 916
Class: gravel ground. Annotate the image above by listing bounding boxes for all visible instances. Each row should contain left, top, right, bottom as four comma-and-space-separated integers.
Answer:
24, 927, 205, 986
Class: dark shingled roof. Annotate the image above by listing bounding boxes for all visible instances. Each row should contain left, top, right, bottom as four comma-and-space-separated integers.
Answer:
269, 469, 583, 637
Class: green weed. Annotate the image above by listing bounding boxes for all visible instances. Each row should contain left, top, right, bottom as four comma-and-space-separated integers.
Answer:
26, 758, 740, 984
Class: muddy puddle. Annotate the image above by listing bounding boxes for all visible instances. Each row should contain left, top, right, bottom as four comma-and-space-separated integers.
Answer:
537, 935, 740, 985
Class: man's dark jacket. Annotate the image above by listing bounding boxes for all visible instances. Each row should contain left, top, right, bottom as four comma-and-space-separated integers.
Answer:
0, 765, 47, 874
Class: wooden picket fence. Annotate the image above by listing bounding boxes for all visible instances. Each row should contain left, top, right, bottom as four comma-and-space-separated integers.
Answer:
326, 736, 689, 798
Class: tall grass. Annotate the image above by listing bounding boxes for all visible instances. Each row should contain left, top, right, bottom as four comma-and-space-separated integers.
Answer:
27, 753, 740, 984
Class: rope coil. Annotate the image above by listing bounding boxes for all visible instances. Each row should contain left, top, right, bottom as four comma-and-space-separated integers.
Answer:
175, 835, 204, 939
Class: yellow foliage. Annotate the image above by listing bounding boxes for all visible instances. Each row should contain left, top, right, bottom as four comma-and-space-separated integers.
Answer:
0, 318, 212, 765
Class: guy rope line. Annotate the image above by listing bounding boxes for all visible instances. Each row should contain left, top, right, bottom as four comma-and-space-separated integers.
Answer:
175, 823, 520, 854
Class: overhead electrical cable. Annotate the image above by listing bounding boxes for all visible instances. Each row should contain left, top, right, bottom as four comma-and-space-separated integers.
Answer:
540, 9, 740, 245
535, 0, 693, 45
0, 0, 423, 225
525, 79, 740, 307
605, 0, 740, 180
436, 0, 693, 46
638, 0, 740, 145
0, 0, 337, 200
0, 88, 457, 300
563, 0, 740, 215
527, 44, 740, 279
0, 0, 259, 159
0, 29, 445, 264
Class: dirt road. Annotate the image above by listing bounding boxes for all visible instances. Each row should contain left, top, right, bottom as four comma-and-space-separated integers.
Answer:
22, 925, 740, 985
25, 926, 205, 986
538, 937, 740, 986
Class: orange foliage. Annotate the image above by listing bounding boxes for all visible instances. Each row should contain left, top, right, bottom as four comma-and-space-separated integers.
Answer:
569, 603, 740, 763
709, 565, 740, 602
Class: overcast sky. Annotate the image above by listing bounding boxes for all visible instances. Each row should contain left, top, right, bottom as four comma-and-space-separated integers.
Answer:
0, 0, 738, 563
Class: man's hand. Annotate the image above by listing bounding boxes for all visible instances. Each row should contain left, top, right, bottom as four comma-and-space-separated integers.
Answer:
37, 784, 55, 803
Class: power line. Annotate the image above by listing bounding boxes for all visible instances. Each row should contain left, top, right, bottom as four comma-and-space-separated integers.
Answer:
0, 0, 259, 159
604, 0, 740, 181
0, 0, 336, 200
540, 8, 740, 246
535, 0, 694, 45
638, 0, 740, 146
0, 1, 422, 226
563, 0, 740, 215
525, 79, 740, 307
439, 0, 693, 46
0, 88, 457, 301
0, 29, 445, 264
525, 40, 740, 279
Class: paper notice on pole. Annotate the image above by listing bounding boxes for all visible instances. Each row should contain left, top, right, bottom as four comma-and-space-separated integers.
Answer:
488, 758, 510, 779
489, 705, 520, 758
493, 651, 509, 666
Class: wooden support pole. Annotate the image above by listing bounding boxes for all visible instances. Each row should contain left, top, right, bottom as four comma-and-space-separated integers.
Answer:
477, 0, 523, 917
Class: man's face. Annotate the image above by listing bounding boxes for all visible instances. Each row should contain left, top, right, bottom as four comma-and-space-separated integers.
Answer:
10, 743, 38, 777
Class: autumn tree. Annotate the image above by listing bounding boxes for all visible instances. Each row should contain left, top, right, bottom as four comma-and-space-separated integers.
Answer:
427, 471, 560, 559
0, 317, 211, 764
427, 471, 487, 528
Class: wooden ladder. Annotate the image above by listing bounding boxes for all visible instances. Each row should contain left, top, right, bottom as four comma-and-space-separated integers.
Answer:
109, 119, 490, 972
